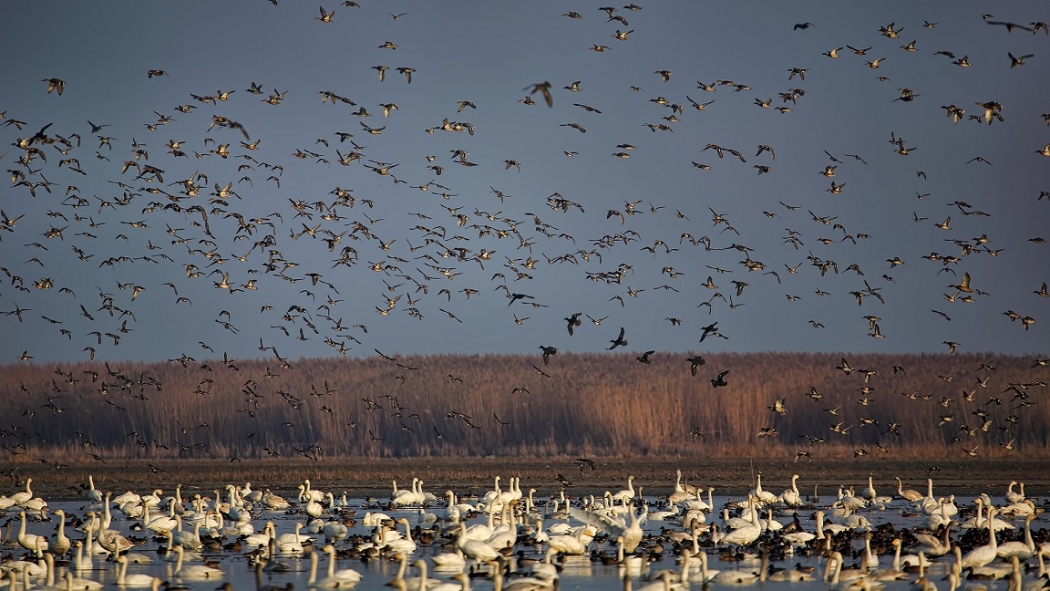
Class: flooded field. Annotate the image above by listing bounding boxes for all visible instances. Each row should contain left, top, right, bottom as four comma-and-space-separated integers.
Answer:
2, 459, 1048, 591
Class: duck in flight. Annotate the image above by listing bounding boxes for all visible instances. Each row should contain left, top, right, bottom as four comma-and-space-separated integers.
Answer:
711, 370, 729, 387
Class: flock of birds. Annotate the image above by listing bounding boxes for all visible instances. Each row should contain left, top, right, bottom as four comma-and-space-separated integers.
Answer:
1, 472, 1049, 591
3, 2, 1047, 359
1, 5, 1049, 454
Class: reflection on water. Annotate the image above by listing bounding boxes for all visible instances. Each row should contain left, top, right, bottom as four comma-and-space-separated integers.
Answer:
3, 492, 1036, 591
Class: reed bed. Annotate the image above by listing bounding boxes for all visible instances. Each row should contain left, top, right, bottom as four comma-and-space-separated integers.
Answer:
1, 352, 1046, 468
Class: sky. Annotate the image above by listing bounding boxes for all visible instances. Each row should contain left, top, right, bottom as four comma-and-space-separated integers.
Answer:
1, 1, 1048, 364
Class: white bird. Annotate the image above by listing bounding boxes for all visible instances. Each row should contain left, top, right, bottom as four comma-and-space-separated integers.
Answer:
912, 520, 954, 557
425, 573, 471, 591
753, 473, 778, 505
51, 509, 72, 556
611, 475, 636, 505
10, 479, 34, 506
668, 469, 697, 505
17, 511, 49, 553
958, 507, 1000, 569
307, 544, 362, 588
275, 522, 312, 550
719, 496, 761, 547
781, 474, 803, 507
391, 478, 421, 507
389, 554, 441, 591
431, 547, 467, 571
170, 516, 203, 550
262, 489, 291, 510
144, 499, 179, 534
894, 477, 923, 502
172, 546, 223, 580
115, 556, 160, 588
996, 514, 1035, 560
85, 476, 103, 504
1004, 481, 1025, 504
382, 519, 417, 554
322, 519, 348, 544
456, 522, 500, 563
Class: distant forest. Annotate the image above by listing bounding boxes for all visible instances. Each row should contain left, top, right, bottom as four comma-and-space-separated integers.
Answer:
0, 351, 1046, 464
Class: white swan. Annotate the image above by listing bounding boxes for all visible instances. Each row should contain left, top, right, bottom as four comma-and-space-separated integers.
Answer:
172, 546, 223, 580
425, 573, 471, 591
302, 479, 325, 502
142, 489, 164, 508
996, 514, 1035, 560
912, 519, 952, 558
244, 521, 275, 550
815, 510, 850, 536
464, 503, 496, 541
443, 491, 462, 523
322, 518, 348, 544
862, 533, 880, 570
568, 504, 643, 551
456, 522, 500, 563
753, 473, 778, 505
145, 499, 178, 534
611, 475, 636, 505
17, 511, 49, 553
305, 496, 325, 519
10, 479, 33, 506
85, 476, 103, 504
958, 507, 999, 569
668, 469, 695, 505
381, 518, 417, 554
262, 489, 291, 510
276, 522, 311, 554
389, 554, 441, 591
720, 495, 761, 547
307, 545, 361, 588
527, 548, 559, 581
781, 474, 803, 507
115, 556, 159, 588
392, 478, 420, 507
51, 509, 72, 556
895, 477, 923, 502
825, 551, 883, 591
485, 503, 517, 550
689, 550, 720, 583
431, 547, 466, 571
863, 474, 877, 501
480, 476, 503, 509
170, 515, 203, 550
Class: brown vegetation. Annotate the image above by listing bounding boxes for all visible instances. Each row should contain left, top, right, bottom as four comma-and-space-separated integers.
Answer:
1, 352, 1045, 470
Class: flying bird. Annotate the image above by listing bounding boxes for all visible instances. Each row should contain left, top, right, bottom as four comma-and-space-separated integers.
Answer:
710, 370, 729, 387
525, 82, 553, 107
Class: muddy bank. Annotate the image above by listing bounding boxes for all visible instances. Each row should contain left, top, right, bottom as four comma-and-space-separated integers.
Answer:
3, 456, 1045, 501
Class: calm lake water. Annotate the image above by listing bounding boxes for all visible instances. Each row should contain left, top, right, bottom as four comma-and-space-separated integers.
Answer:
5, 492, 1036, 591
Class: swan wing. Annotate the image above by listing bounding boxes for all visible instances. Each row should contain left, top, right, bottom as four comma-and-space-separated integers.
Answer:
568, 507, 626, 537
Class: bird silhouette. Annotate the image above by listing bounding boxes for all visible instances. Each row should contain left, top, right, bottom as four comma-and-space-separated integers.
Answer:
710, 370, 729, 387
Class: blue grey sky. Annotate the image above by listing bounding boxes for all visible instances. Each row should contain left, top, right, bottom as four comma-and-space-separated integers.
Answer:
1, 1, 1047, 364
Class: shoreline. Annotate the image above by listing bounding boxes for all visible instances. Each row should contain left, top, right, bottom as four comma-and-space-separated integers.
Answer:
2, 456, 1045, 501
